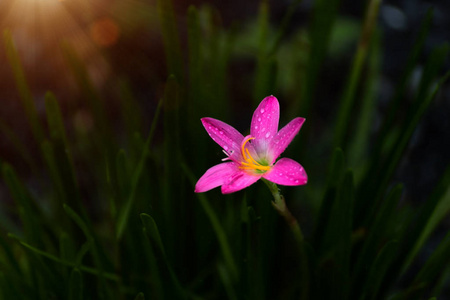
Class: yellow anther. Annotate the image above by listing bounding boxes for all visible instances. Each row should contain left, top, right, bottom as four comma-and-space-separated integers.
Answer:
240, 137, 271, 172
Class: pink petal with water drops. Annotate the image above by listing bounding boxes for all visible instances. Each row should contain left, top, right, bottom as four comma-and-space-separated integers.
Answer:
201, 117, 244, 158
263, 158, 307, 186
195, 162, 238, 193
268, 117, 305, 164
250, 95, 280, 152
221, 171, 261, 194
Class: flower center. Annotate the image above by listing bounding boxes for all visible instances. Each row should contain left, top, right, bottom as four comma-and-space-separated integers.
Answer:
239, 136, 271, 173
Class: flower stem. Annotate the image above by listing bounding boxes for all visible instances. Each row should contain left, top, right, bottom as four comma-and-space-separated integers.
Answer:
261, 179, 304, 240
261, 178, 309, 299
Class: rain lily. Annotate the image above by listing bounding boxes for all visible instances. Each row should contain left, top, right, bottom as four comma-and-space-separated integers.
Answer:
195, 95, 307, 194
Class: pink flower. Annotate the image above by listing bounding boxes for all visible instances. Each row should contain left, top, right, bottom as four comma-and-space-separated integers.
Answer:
195, 95, 307, 194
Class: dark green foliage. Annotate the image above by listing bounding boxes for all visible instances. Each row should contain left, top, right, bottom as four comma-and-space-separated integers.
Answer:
0, 0, 449, 299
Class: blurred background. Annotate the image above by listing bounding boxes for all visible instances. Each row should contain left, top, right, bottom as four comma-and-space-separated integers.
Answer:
0, 0, 449, 201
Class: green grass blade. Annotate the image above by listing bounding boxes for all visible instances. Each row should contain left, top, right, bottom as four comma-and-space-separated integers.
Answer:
333, 0, 381, 149
268, 0, 303, 56
134, 292, 145, 300
371, 9, 433, 159
314, 148, 345, 250
63, 203, 113, 294
3, 30, 44, 143
348, 30, 381, 170
8, 234, 119, 282
45, 92, 68, 145
140, 213, 186, 299
0, 119, 36, 173
181, 161, 239, 281
161, 75, 182, 259
301, 0, 340, 117
356, 70, 449, 227
360, 240, 399, 300
414, 44, 449, 106
118, 80, 142, 141
140, 214, 165, 256
401, 162, 450, 275
359, 10, 434, 204
45, 93, 83, 215
321, 169, 354, 300
2, 163, 43, 247
187, 5, 201, 103
41, 140, 70, 214
413, 232, 450, 295
0, 234, 23, 277
157, 0, 183, 81
377, 71, 450, 206
253, 0, 274, 103
68, 268, 83, 300
116, 98, 162, 241
218, 262, 238, 300
353, 184, 403, 298
61, 42, 114, 154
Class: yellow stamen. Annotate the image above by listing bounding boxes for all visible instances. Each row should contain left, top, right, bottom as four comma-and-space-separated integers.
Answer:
239, 137, 271, 172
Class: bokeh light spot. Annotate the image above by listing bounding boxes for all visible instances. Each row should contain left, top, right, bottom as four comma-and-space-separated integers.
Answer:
90, 17, 120, 47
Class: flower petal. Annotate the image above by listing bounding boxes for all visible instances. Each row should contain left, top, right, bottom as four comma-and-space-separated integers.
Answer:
221, 171, 261, 194
263, 158, 307, 186
250, 95, 280, 153
201, 117, 244, 158
268, 117, 305, 163
195, 162, 239, 193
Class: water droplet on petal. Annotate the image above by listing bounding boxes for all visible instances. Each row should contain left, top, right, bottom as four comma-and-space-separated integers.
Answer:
255, 125, 258, 130
219, 131, 224, 135
260, 108, 265, 113
295, 180, 299, 184
258, 117, 261, 122
224, 145, 228, 150
265, 132, 270, 139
